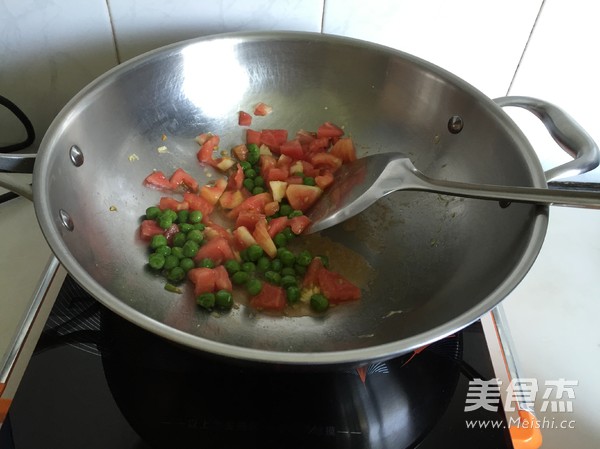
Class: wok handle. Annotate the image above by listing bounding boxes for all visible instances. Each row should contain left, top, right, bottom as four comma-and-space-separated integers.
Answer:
494, 96, 599, 182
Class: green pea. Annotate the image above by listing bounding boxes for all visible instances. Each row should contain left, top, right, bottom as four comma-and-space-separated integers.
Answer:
296, 250, 312, 267
303, 176, 316, 186
177, 210, 189, 224
240, 248, 250, 262
167, 267, 186, 283
270, 258, 282, 273
179, 223, 194, 233
148, 253, 165, 270
163, 209, 178, 222
158, 215, 173, 229
247, 278, 263, 296
310, 294, 329, 312
247, 244, 264, 261
294, 264, 307, 276
256, 256, 270, 272
198, 257, 214, 268
247, 143, 260, 165
288, 210, 303, 218
170, 247, 185, 259
282, 227, 295, 241
224, 260, 241, 274
253, 176, 264, 187
281, 267, 296, 277
172, 232, 187, 248
186, 229, 204, 244
145, 206, 161, 220
192, 223, 205, 231
215, 290, 233, 310
182, 240, 200, 258
286, 286, 300, 304
242, 261, 256, 273
279, 204, 293, 217
150, 234, 168, 249
179, 257, 195, 272
281, 275, 297, 288
154, 245, 171, 257
243, 178, 255, 191
164, 254, 180, 270
244, 168, 257, 179
197, 292, 216, 310
264, 271, 281, 285
252, 186, 265, 195
240, 161, 252, 171
273, 232, 287, 248
189, 210, 203, 224
279, 249, 296, 267
232, 271, 250, 285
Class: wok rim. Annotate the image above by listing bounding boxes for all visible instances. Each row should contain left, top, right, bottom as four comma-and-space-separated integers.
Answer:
32, 30, 549, 366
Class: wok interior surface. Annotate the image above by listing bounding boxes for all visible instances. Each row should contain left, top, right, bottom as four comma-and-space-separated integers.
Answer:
35, 32, 547, 364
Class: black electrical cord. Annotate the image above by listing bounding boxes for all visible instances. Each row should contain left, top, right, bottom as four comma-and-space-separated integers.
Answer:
0, 94, 35, 153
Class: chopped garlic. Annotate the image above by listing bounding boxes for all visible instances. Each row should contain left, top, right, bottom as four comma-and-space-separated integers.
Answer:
109, 205, 118, 212
128, 153, 139, 162
157, 145, 168, 153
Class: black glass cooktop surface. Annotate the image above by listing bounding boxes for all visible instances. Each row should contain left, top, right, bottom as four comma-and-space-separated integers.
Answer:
2, 276, 513, 449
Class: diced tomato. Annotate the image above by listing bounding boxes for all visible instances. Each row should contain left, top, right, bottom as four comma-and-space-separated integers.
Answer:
169, 168, 198, 192
203, 223, 232, 242
265, 167, 289, 182
232, 225, 258, 249
315, 171, 334, 190
264, 201, 280, 217
286, 184, 323, 212
300, 161, 318, 177
232, 145, 248, 162
139, 220, 164, 241
228, 192, 273, 220
214, 265, 232, 291
330, 137, 357, 163
254, 102, 273, 116
219, 190, 245, 209
309, 153, 343, 171
276, 154, 294, 170
246, 129, 261, 145
238, 111, 252, 126
200, 178, 227, 205
317, 122, 344, 139
195, 133, 212, 145
267, 216, 289, 238
260, 129, 288, 152
296, 129, 316, 145
197, 134, 220, 164
194, 237, 235, 265
226, 163, 245, 191
249, 282, 286, 311
159, 197, 189, 211
183, 192, 214, 217
285, 176, 304, 185
279, 139, 304, 160
188, 267, 217, 296
303, 257, 324, 288
236, 210, 265, 232
259, 154, 277, 178
308, 137, 330, 153
144, 171, 174, 190
288, 215, 311, 235
317, 268, 361, 303
252, 218, 277, 257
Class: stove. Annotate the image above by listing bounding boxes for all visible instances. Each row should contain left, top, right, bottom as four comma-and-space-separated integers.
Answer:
1, 275, 519, 449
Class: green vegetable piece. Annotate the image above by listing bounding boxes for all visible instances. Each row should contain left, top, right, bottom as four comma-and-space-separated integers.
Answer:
281, 275, 297, 288
243, 178, 255, 191
296, 250, 312, 267
279, 204, 293, 217
148, 253, 165, 270
167, 267, 186, 283
252, 186, 265, 195
177, 210, 189, 224
172, 232, 187, 248
170, 247, 185, 259
182, 240, 200, 258
286, 286, 300, 303
288, 210, 303, 218
303, 176, 316, 186
193, 223, 206, 231
154, 245, 171, 257
244, 168, 257, 179
158, 215, 173, 229
242, 261, 256, 273
281, 267, 296, 277
224, 260, 241, 274
231, 271, 250, 285
253, 175, 264, 187
164, 283, 183, 294
163, 209, 178, 221
247, 278, 263, 296
273, 232, 287, 248
240, 161, 252, 171
247, 143, 260, 165
294, 264, 307, 276
150, 234, 168, 249
145, 206, 161, 220
198, 257, 215, 268
270, 258, 283, 273
197, 292, 216, 310
256, 256, 270, 272
247, 244, 264, 261
163, 254, 180, 270
215, 290, 233, 310
282, 227, 295, 241
264, 271, 282, 285
186, 229, 204, 244
279, 249, 296, 267
179, 223, 194, 233
310, 294, 329, 312
179, 257, 195, 272
189, 210, 203, 224
240, 248, 250, 262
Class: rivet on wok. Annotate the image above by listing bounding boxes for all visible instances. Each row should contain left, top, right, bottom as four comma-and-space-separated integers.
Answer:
59, 209, 74, 231
448, 115, 464, 134
69, 145, 84, 167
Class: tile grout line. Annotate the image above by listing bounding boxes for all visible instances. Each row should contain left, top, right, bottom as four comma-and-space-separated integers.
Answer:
506, 0, 546, 96
104, 0, 122, 64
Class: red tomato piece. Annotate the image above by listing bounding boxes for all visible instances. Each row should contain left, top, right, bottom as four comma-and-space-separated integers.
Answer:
264, 201, 280, 217
169, 168, 199, 192
238, 110, 252, 126
308, 137, 330, 153
259, 154, 277, 178
200, 178, 227, 205
183, 192, 214, 217
197, 134, 220, 164
203, 223, 232, 242
139, 220, 164, 241
252, 218, 277, 257
296, 129, 316, 145
315, 171, 334, 190
188, 267, 217, 296
214, 265, 233, 291
267, 216, 289, 238
330, 137, 357, 163
260, 130, 279, 151
194, 237, 235, 265
303, 257, 324, 288
219, 190, 245, 210
310, 153, 343, 171
279, 139, 304, 160
232, 144, 248, 161
253, 102, 273, 116
317, 268, 361, 303
286, 175, 304, 185
249, 282, 286, 311
265, 167, 289, 182
317, 122, 344, 139
227, 164, 245, 191
227, 192, 273, 220
143, 171, 174, 190
286, 184, 323, 212
246, 129, 261, 145
195, 133, 212, 145
236, 210, 265, 232
300, 161, 318, 177
159, 197, 189, 211
288, 215, 311, 235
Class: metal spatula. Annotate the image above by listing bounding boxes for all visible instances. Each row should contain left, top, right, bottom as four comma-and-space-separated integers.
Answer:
305, 152, 600, 234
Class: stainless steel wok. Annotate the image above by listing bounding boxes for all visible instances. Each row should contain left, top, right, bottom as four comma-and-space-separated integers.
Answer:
1, 31, 597, 366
